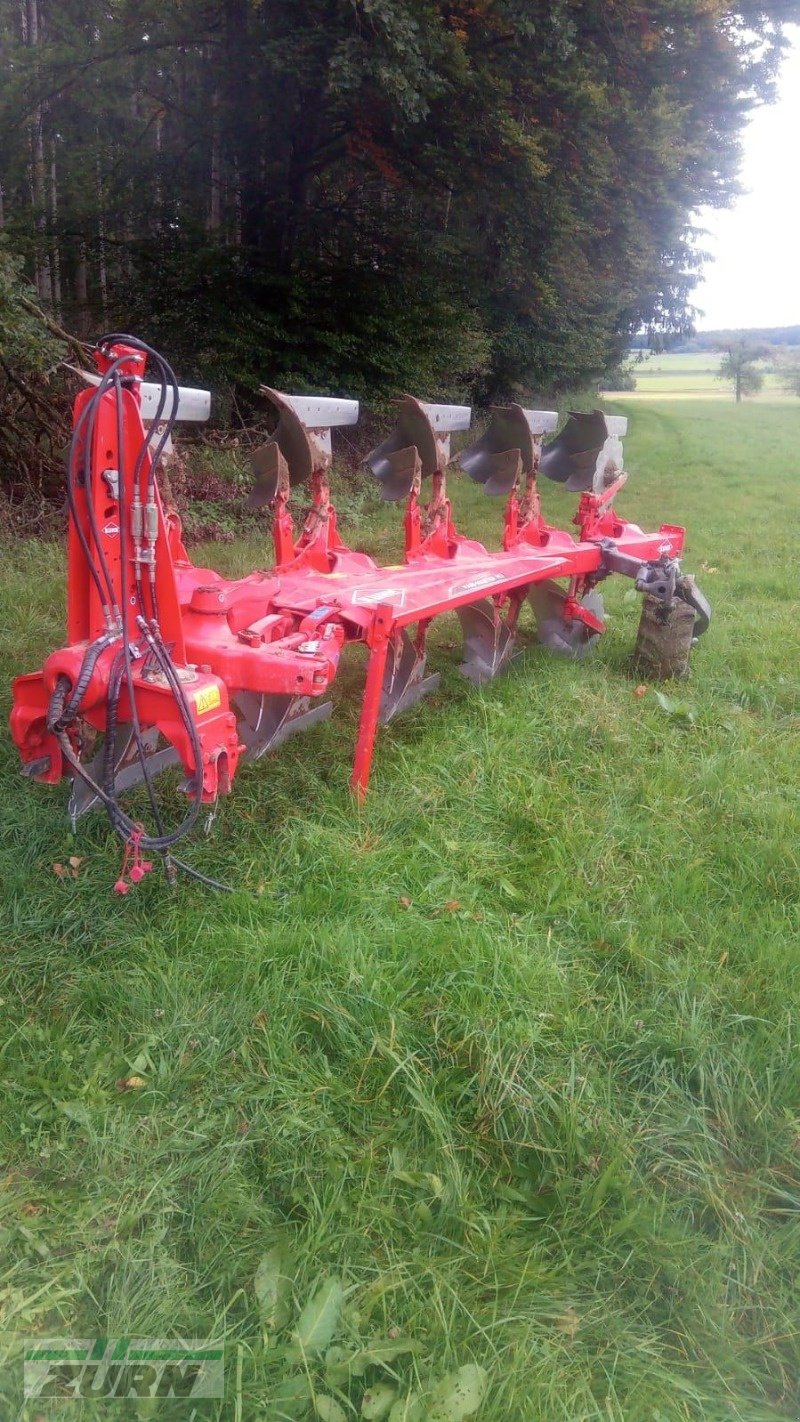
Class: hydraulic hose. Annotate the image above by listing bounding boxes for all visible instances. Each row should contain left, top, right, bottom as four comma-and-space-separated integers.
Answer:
56, 335, 230, 887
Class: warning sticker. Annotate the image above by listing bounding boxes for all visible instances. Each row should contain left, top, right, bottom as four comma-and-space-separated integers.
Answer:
351, 587, 407, 607
195, 685, 221, 715
448, 573, 503, 597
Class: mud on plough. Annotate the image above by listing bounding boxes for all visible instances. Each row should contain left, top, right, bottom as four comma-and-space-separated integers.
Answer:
10, 337, 711, 890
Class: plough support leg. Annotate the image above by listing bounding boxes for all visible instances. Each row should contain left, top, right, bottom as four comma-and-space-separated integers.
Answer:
351, 612, 392, 801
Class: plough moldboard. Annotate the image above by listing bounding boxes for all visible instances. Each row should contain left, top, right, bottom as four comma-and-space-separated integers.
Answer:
9, 336, 711, 890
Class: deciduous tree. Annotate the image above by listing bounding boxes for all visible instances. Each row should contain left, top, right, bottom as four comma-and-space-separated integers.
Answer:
717, 337, 769, 402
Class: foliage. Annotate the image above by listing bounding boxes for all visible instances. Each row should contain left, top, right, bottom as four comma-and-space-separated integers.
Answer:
662, 325, 800, 354
598, 364, 636, 392
716, 336, 769, 402
0, 240, 61, 370
1, 399, 799, 1419
0, 239, 70, 500
163, 442, 381, 547
777, 351, 800, 396
0, 1, 798, 405
118, 245, 492, 405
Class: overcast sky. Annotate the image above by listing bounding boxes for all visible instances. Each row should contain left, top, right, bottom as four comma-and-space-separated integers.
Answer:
691, 27, 800, 331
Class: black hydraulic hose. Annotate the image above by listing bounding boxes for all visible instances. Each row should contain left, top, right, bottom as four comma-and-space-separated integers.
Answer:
114, 373, 133, 651
55, 334, 232, 888
120, 358, 207, 850
97, 333, 180, 625
47, 642, 198, 856
168, 857, 235, 892
83, 394, 204, 854
52, 669, 203, 854
79, 355, 135, 619
101, 648, 167, 845
52, 684, 233, 889
46, 675, 70, 734
102, 650, 125, 794
68, 339, 175, 622
105, 380, 170, 840
103, 355, 201, 851
96, 333, 180, 497
47, 631, 119, 733
138, 619, 206, 792
66, 397, 111, 620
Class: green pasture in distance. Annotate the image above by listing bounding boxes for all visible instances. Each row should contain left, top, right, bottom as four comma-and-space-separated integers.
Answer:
609, 350, 796, 400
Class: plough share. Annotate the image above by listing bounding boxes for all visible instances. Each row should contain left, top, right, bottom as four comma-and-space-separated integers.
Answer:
9, 336, 710, 888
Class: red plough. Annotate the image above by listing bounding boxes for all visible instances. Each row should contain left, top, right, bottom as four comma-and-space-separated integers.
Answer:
10, 336, 710, 886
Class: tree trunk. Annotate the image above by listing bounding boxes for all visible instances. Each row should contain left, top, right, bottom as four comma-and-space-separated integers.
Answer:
153, 109, 164, 233
48, 141, 61, 315
96, 146, 108, 321
209, 89, 222, 234
233, 159, 242, 247
75, 241, 90, 336
26, 0, 53, 304
224, 0, 262, 248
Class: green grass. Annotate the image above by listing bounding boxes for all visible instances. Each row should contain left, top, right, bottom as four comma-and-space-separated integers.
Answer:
0, 400, 798, 1421
611, 352, 793, 401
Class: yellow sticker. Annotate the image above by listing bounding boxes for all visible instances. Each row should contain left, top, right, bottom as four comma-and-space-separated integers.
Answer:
194, 685, 221, 715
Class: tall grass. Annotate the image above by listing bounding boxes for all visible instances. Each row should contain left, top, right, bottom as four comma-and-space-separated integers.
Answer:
0, 401, 798, 1420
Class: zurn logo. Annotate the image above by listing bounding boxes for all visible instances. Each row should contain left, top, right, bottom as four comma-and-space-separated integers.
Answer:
23, 1338, 224, 1399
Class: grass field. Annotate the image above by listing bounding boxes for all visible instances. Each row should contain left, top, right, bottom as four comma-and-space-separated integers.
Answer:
609, 351, 793, 401
0, 400, 798, 1421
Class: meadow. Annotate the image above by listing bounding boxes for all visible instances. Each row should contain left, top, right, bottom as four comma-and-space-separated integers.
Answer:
612, 351, 792, 401
0, 397, 798, 1420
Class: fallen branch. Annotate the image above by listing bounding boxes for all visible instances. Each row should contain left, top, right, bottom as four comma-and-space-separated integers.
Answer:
17, 296, 90, 366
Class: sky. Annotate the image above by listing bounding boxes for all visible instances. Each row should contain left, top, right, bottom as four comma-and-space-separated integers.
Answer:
691, 27, 800, 331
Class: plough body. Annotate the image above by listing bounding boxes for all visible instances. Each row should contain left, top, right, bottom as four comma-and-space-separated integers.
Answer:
9, 338, 710, 877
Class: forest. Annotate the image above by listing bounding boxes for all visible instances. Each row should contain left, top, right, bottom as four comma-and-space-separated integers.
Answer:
0, 1, 798, 444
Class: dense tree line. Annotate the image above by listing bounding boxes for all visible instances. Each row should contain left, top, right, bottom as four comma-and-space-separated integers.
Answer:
662, 326, 800, 353
0, 0, 797, 408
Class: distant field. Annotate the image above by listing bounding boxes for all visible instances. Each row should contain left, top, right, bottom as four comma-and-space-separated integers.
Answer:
608, 350, 793, 401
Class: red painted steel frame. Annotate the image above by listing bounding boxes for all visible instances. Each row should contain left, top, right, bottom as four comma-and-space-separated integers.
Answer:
168, 486, 684, 798
10, 351, 686, 812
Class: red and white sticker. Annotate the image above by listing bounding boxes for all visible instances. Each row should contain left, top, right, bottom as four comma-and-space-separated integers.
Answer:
447, 573, 503, 597
350, 587, 407, 607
